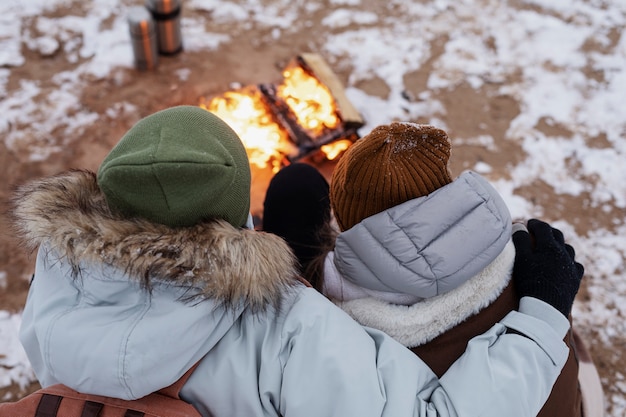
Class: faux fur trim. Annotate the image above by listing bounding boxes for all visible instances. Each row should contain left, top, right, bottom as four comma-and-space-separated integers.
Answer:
11, 170, 299, 312
334, 240, 515, 347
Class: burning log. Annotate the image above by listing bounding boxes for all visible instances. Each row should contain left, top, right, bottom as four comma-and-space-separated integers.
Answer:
199, 53, 364, 171
294, 53, 364, 130
258, 83, 312, 148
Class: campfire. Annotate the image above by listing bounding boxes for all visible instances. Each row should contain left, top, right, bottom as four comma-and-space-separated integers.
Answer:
199, 53, 364, 172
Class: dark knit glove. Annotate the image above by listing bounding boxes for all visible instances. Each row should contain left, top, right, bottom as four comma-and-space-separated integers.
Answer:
512, 219, 584, 317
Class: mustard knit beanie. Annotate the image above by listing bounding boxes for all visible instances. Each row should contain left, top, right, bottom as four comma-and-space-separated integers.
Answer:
97, 106, 251, 228
330, 122, 452, 231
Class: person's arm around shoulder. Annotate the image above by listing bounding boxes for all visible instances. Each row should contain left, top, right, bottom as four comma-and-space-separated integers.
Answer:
503, 218, 583, 373
437, 218, 583, 416
278, 218, 583, 417
437, 300, 570, 417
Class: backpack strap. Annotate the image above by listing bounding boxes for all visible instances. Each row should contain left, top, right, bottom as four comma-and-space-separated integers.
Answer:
157, 361, 202, 399
26, 362, 203, 417
35, 395, 107, 417
35, 393, 62, 417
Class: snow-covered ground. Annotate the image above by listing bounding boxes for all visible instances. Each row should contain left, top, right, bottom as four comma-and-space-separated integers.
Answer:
1, 0, 625, 414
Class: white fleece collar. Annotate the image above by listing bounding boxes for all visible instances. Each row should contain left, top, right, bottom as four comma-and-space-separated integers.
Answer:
331, 240, 515, 348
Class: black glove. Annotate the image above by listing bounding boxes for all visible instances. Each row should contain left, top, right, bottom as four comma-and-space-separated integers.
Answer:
512, 218, 584, 317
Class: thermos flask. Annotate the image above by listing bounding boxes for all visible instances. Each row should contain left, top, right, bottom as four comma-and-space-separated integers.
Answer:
145, 0, 183, 55
128, 6, 159, 70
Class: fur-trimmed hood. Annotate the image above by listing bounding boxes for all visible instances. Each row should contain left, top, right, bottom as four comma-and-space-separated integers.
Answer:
12, 169, 299, 312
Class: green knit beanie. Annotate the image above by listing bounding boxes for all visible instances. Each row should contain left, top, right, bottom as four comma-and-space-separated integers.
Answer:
97, 106, 251, 228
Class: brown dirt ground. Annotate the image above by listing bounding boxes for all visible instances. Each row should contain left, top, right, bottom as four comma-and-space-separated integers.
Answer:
1, 1, 624, 414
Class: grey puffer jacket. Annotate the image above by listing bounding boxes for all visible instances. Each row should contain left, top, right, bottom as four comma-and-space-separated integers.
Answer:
14, 169, 570, 417
326, 171, 517, 346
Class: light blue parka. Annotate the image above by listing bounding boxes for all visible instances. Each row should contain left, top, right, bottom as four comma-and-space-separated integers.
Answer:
14, 170, 570, 417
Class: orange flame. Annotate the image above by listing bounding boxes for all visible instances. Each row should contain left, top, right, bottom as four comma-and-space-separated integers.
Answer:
277, 65, 340, 136
320, 139, 352, 160
199, 86, 297, 173
200, 64, 349, 170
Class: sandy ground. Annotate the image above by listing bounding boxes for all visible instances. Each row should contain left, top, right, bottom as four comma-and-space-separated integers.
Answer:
1, 1, 624, 414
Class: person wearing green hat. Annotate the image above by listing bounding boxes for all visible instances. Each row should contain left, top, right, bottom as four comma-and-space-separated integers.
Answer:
12, 105, 583, 417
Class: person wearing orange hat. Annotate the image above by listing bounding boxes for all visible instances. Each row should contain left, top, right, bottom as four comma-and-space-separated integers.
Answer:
264, 122, 602, 417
